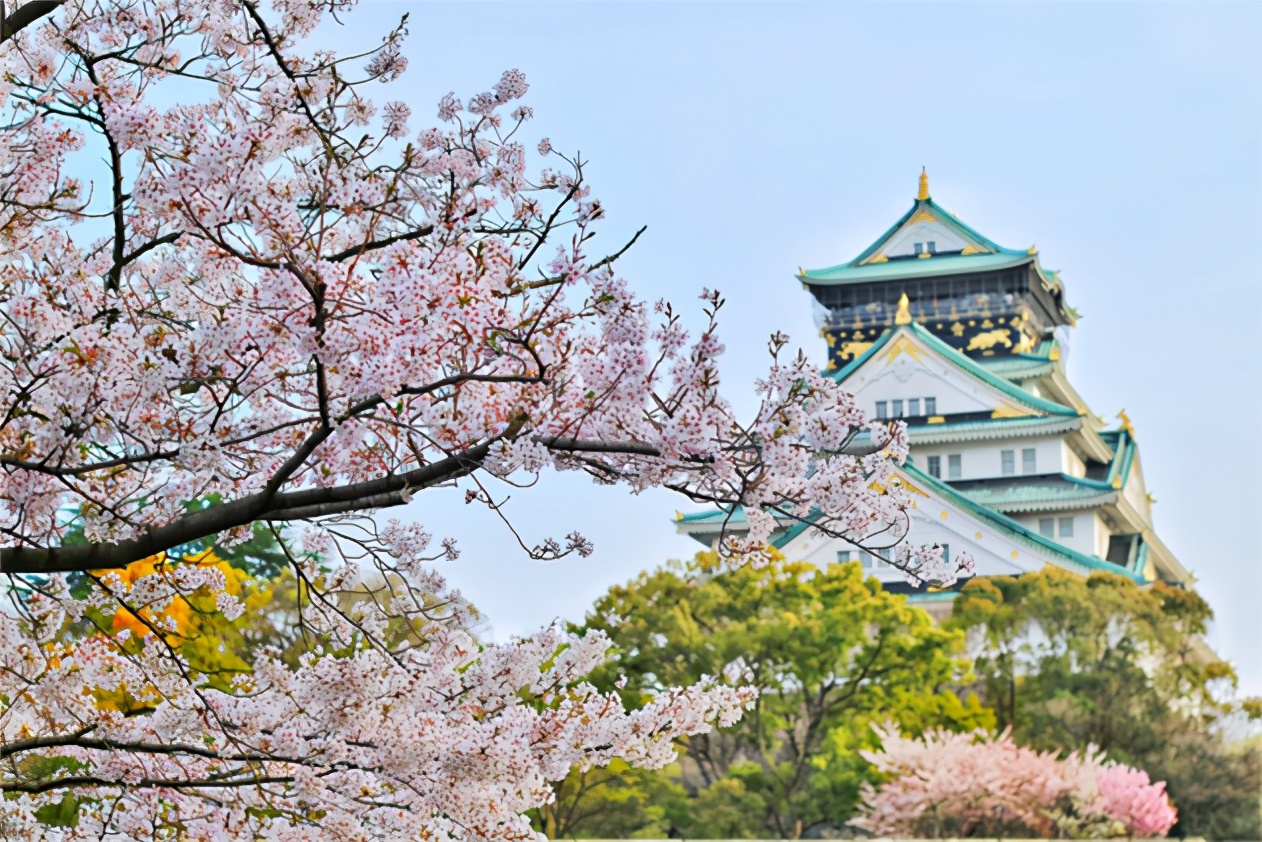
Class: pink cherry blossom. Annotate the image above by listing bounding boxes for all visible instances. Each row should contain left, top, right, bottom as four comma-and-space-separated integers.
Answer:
854, 725, 1178, 838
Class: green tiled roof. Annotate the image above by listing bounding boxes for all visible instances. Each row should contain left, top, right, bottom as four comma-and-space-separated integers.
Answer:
830, 321, 1079, 418
802, 252, 1034, 285
909, 415, 1081, 445
847, 196, 1020, 266
673, 463, 1144, 584
976, 343, 1060, 380
901, 462, 1145, 582
953, 477, 1117, 513
798, 195, 1063, 292
944, 427, 1137, 512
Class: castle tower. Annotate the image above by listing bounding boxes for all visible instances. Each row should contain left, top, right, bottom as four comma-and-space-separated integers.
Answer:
677, 173, 1191, 613
802, 169, 1074, 370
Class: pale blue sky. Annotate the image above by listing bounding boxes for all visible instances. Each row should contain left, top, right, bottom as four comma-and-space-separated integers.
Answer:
343, 1, 1262, 692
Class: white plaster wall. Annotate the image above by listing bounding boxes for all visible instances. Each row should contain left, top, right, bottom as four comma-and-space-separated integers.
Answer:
1122, 458, 1152, 524
911, 436, 1065, 482
1009, 509, 1101, 558
856, 362, 998, 418
883, 220, 969, 257
1063, 447, 1086, 478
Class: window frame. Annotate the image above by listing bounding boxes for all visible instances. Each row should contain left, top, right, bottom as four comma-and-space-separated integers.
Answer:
947, 454, 962, 480
1039, 517, 1055, 538
927, 455, 942, 479
1058, 517, 1074, 538
1022, 447, 1037, 475
1001, 450, 1016, 476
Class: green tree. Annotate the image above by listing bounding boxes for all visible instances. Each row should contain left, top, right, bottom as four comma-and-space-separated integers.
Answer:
949, 568, 1262, 840
560, 551, 991, 838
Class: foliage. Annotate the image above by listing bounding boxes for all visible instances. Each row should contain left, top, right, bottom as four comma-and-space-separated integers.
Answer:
950, 568, 1262, 839
550, 552, 992, 837
853, 725, 1177, 839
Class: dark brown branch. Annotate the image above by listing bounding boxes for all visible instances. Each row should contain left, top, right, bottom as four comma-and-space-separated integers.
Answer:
0, 0, 64, 43
2, 773, 295, 796
321, 225, 433, 263
0, 440, 496, 574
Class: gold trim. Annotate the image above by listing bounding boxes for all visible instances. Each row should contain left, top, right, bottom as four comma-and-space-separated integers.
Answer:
839, 341, 872, 359
960, 245, 980, 255
991, 405, 1032, 419
927, 415, 945, 424
966, 329, 1013, 352
912, 211, 935, 223
883, 334, 925, 364
895, 476, 930, 498
894, 292, 913, 325
918, 167, 930, 201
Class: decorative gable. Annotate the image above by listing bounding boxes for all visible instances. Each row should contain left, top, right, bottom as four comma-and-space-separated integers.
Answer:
838, 324, 1073, 421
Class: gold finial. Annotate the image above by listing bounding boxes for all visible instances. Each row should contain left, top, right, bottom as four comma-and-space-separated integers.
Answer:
917, 167, 930, 201
894, 292, 913, 325
1117, 409, 1134, 436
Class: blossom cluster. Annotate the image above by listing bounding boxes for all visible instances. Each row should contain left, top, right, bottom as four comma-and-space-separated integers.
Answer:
0, 558, 756, 839
853, 725, 1178, 838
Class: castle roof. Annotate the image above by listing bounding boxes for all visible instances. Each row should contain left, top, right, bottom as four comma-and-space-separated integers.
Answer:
796, 171, 1069, 316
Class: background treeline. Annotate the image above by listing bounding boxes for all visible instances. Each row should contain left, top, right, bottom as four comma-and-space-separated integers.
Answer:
532, 553, 1261, 840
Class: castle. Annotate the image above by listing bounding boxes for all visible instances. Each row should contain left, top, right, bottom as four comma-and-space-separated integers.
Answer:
676, 171, 1190, 613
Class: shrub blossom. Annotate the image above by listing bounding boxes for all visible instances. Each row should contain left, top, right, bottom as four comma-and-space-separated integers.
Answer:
853, 725, 1178, 838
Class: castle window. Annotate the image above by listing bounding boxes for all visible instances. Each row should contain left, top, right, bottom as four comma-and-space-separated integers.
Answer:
909, 398, 921, 416
1001, 450, 1016, 475
875, 401, 887, 419
1039, 518, 1055, 538
1022, 448, 1037, 474
939, 543, 950, 564
1058, 517, 1074, 538
892, 399, 904, 417
925, 397, 937, 415
948, 454, 962, 479
927, 240, 937, 254
927, 456, 941, 479
914, 242, 924, 255
838, 550, 856, 564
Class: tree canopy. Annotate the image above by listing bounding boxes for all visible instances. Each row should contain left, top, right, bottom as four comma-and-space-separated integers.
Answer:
547, 552, 992, 837
948, 569, 1262, 840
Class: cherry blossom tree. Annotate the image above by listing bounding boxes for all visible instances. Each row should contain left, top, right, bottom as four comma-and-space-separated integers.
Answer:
0, 0, 969, 836
853, 725, 1178, 839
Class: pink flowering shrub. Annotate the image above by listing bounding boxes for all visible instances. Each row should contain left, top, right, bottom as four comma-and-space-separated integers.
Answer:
853, 725, 1177, 838
1091, 765, 1179, 838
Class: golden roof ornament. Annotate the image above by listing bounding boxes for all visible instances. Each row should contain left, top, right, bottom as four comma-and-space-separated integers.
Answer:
1117, 409, 1135, 435
917, 167, 930, 201
895, 292, 913, 325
